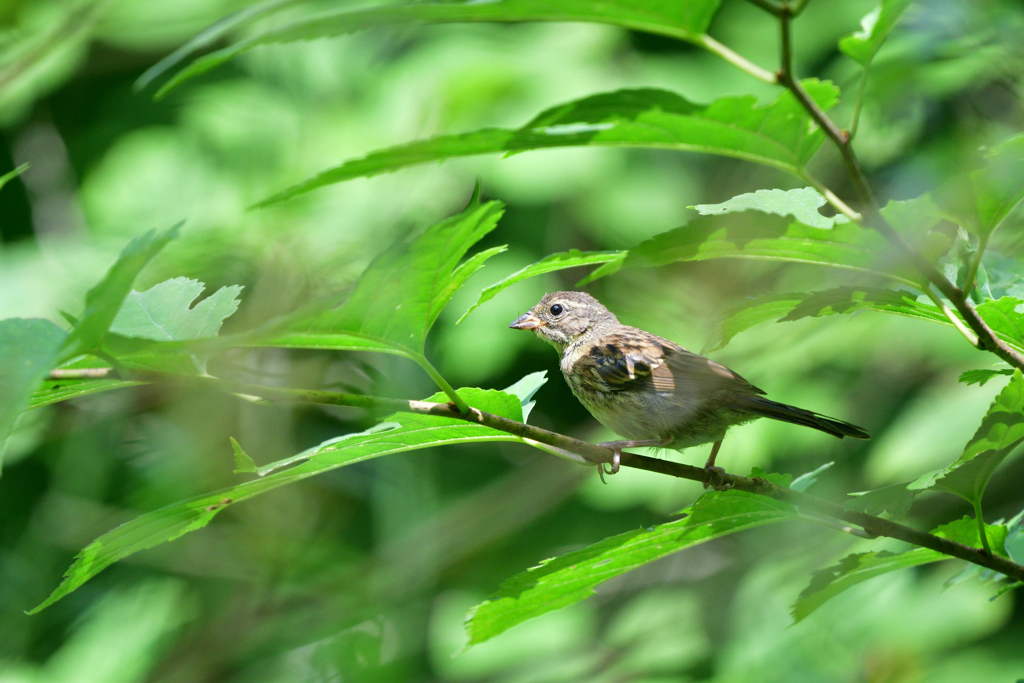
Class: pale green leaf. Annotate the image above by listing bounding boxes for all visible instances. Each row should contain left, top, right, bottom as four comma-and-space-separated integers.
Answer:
0, 319, 67, 474
959, 369, 1015, 387
156, 0, 723, 98
692, 187, 840, 230
792, 516, 1008, 621
60, 225, 181, 362
0, 163, 29, 192
790, 462, 834, 492
465, 490, 797, 645
110, 277, 242, 341
937, 133, 1024, 238
31, 383, 532, 613
253, 84, 839, 207
230, 437, 258, 474
839, 0, 915, 66
458, 250, 624, 324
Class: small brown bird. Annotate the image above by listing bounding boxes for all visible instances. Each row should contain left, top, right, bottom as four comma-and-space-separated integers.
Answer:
510, 291, 869, 487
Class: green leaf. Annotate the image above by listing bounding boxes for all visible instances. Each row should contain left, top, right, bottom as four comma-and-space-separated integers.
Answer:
261, 200, 505, 359
31, 383, 532, 613
458, 250, 624, 324
1006, 511, 1024, 564
937, 134, 1024, 238
230, 437, 258, 474
0, 163, 29, 192
582, 209, 913, 288
60, 225, 181, 363
927, 370, 1024, 506
845, 483, 918, 519
839, 0, 915, 66
29, 377, 147, 410
790, 462, 834, 492
110, 277, 242, 341
792, 516, 1008, 621
976, 297, 1024, 349
692, 187, 841, 230
0, 319, 67, 474
710, 287, 945, 351
157, 0, 723, 98
959, 368, 1015, 387
252, 84, 839, 207
465, 490, 797, 645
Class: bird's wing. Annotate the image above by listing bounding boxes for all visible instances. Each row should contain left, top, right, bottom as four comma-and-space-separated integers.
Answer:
579, 329, 765, 398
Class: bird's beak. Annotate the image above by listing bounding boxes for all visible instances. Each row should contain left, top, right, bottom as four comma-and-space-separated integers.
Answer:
509, 313, 542, 330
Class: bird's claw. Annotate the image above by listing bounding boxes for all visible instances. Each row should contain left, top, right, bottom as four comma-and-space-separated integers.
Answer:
597, 449, 621, 484
703, 466, 732, 491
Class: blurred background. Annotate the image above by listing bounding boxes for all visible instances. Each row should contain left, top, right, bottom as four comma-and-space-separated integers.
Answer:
2, 0, 1024, 681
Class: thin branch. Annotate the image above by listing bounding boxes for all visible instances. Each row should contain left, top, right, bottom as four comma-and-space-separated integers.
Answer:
417, 357, 470, 414
849, 66, 870, 139
963, 233, 990, 298
49, 368, 114, 379
173, 374, 1024, 583
696, 35, 777, 84
924, 287, 979, 348
773, 3, 1024, 371
740, 0, 784, 17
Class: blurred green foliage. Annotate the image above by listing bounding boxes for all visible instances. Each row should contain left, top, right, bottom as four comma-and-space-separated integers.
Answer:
2, 0, 1024, 681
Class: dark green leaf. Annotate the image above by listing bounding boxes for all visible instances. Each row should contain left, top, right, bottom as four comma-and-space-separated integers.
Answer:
0, 319, 67, 473
0, 163, 29, 192
59, 225, 181, 363
157, 0, 723, 98
710, 287, 945, 351
110, 277, 242, 341
252, 84, 839, 207
31, 383, 531, 613
260, 201, 505, 359
959, 368, 1015, 387
839, 0, 915, 66
458, 250, 624, 324
792, 516, 1008, 621
465, 490, 797, 645
928, 370, 1024, 506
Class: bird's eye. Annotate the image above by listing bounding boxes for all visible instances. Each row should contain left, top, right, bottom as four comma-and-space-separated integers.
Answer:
550, 304, 563, 316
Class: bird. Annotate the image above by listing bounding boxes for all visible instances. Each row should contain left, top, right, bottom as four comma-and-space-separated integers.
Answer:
509, 291, 869, 488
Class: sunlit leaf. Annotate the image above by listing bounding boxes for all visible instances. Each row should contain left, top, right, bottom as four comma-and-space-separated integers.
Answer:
692, 187, 841, 229
458, 250, 624, 324
110, 277, 242, 341
465, 490, 797, 645
839, 0, 914, 66
791, 462, 834, 492
710, 287, 947, 351
926, 370, 1024, 506
157, 0, 724, 98
59, 225, 181, 363
792, 516, 1009, 622
976, 297, 1024, 349
253, 84, 839, 207
260, 200, 505, 359
31, 382, 535, 613
959, 368, 1015, 387
937, 133, 1024, 238
0, 319, 67, 473
0, 163, 29, 192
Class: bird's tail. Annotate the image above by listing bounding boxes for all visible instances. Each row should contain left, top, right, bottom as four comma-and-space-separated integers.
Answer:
733, 395, 870, 439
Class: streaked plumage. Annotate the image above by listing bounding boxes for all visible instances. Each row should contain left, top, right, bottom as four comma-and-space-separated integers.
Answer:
510, 291, 868, 484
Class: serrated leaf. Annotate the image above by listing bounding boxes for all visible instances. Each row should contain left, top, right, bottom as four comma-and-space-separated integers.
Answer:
959, 369, 1015, 387
710, 287, 945, 351
839, 0, 914, 66
0, 319, 67, 474
458, 250, 624, 324
252, 83, 839, 207
792, 516, 1008, 621
844, 483, 918, 519
465, 490, 796, 645
261, 200, 505, 359
928, 370, 1024, 506
110, 277, 242, 341
692, 187, 840, 229
157, 0, 723, 98
937, 133, 1024, 238
582, 211, 915, 289
31, 383, 530, 613
0, 163, 29, 192
231, 437, 258, 474
976, 297, 1024, 349
59, 225, 181, 363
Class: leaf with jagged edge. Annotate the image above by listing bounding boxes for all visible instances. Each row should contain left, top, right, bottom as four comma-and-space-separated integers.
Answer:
154, 0, 723, 98
692, 187, 841, 229
923, 370, 1024, 506
251, 83, 839, 208
0, 319, 67, 474
792, 516, 1009, 622
59, 225, 181, 363
839, 0, 914, 66
937, 133, 1024, 238
110, 277, 242, 341
458, 250, 624, 324
30, 378, 541, 614
465, 489, 797, 645
960, 368, 1015, 387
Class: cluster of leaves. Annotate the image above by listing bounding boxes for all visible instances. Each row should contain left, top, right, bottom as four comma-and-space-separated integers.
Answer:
3, 0, 1024, 650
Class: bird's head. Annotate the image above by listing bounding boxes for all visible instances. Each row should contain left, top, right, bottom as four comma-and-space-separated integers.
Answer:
509, 291, 617, 351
